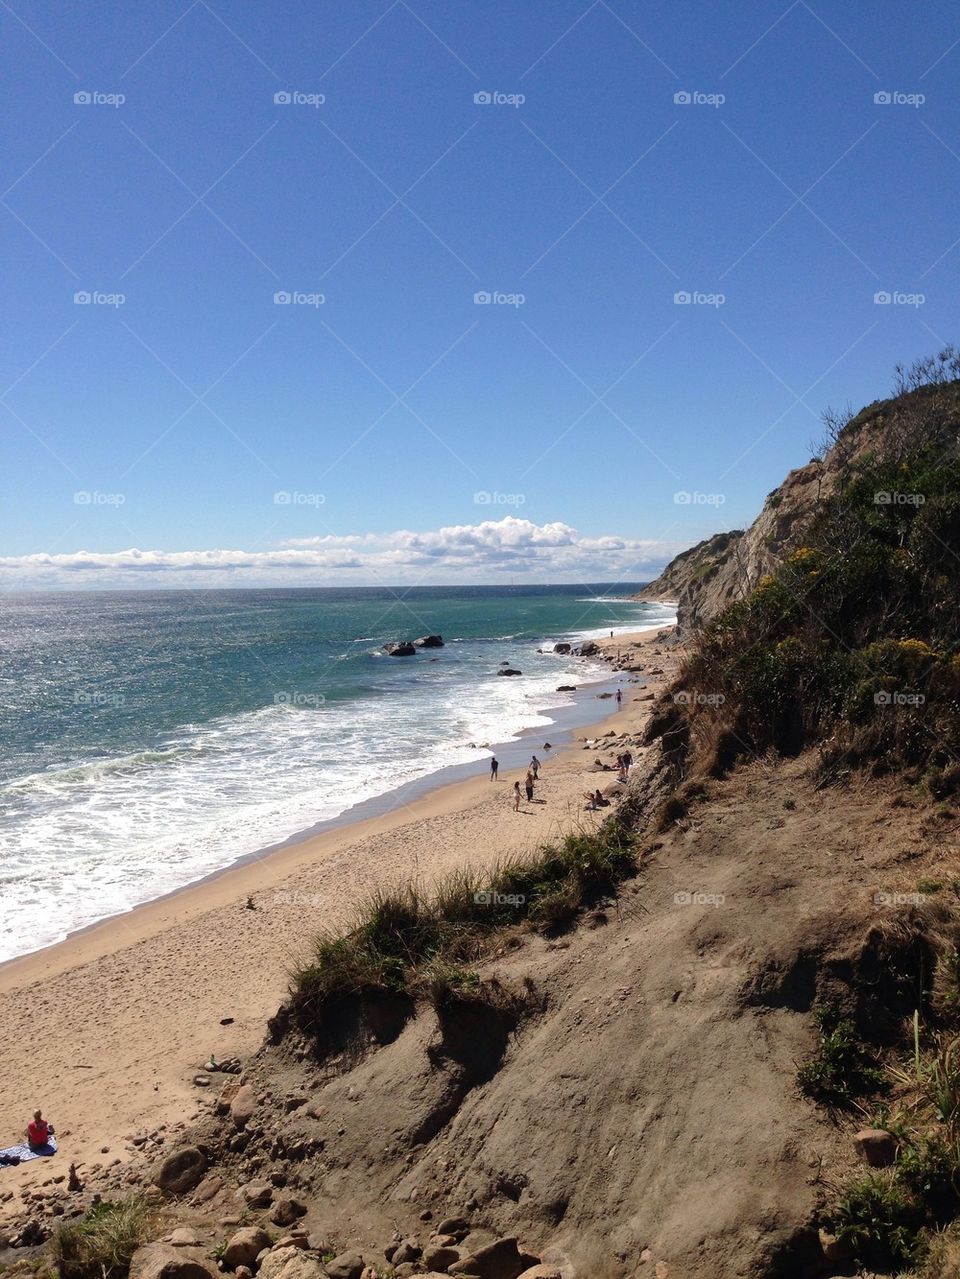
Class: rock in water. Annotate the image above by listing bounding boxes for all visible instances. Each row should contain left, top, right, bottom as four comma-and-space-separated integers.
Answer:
382, 642, 416, 656
414, 634, 444, 647
497, 668, 522, 676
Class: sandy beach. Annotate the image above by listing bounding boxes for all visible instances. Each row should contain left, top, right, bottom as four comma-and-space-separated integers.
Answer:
0, 627, 676, 1218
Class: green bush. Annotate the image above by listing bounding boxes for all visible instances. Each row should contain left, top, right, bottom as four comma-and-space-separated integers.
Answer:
797, 1006, 884, 1107
831, 1174, 923, 1270
290, 821, 636, 1030
52, 1197, 156, 1279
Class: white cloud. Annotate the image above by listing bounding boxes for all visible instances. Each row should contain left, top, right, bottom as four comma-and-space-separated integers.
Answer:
0, 517, 684, 589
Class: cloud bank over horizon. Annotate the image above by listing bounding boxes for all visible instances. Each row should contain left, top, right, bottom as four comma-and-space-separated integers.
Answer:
0, 517, 684, 590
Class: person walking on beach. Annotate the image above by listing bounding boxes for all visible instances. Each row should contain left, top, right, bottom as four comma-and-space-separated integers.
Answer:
525, 769, 535, 802
513, 780, 522, 812
616, 688, 622, 706
530, 754, 540, 779
490, 756, 499, 781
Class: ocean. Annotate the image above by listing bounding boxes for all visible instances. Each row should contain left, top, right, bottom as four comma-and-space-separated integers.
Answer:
0, 585, 674, 962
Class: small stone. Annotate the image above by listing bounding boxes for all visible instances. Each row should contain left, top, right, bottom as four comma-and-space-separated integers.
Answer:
424, 1245, 461, 1270
437, 1218, 470, 1240
194, 1076, 211, 1088
155, 1147, 208, 1196
168, 1228, 202, 1248
324, 1253, 367, 1279
854, 1128, 897, 1167
270, 1197, 307, 1227
230, 1085, 257, 1130
129, 1243, 216, 1279
241, 1182, 273, 1208
223, 1228, 272, 1270
818, 1227, 852, 1265
392, 1239, 422, 1265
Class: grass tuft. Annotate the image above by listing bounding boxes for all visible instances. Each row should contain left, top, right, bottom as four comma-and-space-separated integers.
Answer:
52, 1197, 157, 1279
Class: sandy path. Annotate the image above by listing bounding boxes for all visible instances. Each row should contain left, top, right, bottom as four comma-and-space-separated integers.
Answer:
0, 628, 676, 1213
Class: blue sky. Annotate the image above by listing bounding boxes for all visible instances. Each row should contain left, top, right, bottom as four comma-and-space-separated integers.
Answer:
2, 0, 959, 588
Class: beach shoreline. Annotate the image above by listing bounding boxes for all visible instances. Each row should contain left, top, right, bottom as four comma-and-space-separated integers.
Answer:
0, 625, 677, 1214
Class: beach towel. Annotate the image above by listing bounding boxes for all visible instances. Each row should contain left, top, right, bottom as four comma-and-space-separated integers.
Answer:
0, 1136, 57, 1165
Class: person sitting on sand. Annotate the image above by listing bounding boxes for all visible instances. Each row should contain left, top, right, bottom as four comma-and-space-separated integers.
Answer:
513, 780, 521, 812
27, 1110, 53, 1150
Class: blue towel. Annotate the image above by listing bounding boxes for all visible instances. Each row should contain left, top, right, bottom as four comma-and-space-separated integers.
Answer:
0, 1136, 57, 1165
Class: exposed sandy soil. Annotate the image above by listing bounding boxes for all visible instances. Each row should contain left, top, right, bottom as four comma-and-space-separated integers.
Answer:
0, 630, 678, 1222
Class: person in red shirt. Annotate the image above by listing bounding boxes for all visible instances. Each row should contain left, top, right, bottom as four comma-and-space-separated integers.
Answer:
26, 1110, 52, 1149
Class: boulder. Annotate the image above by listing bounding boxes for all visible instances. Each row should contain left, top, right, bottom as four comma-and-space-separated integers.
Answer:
167, 1229, 202, 1248
230, 1085, 257, 1130
516, 1269, 561, 1279
270, 1197, 307, 1227
223, 1228, 272, 1271
257, 1247, 327, 1279
555, 685, 576, 692
129, 1244, 216, 1279
497, 669, 522, 677
854, 1128, 897, 1167
424, 1245, 462, 1270
154, 1147, 207, 1195
449, 1238, 539, 1279
192, 1174, 224, 1205
382, 642, 416, 657
241, 1182, 273, 1208
391, 1239, 422, 1265
552, 643, 571, 655
437, 1219, 470, 1239
414, 635, 445, 648
324, 1255, 366, 1279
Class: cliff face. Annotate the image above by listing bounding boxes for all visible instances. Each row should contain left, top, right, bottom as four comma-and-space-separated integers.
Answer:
637, 390, 916, 634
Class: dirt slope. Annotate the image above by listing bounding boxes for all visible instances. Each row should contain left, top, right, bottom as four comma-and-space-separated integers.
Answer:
173, 754, 953, 1278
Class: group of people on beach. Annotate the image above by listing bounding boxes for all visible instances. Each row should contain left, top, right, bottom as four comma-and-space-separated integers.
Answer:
489, 753, 543, 811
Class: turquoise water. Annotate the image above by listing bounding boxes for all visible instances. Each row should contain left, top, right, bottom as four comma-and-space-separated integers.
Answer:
0, 586, 674, 960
